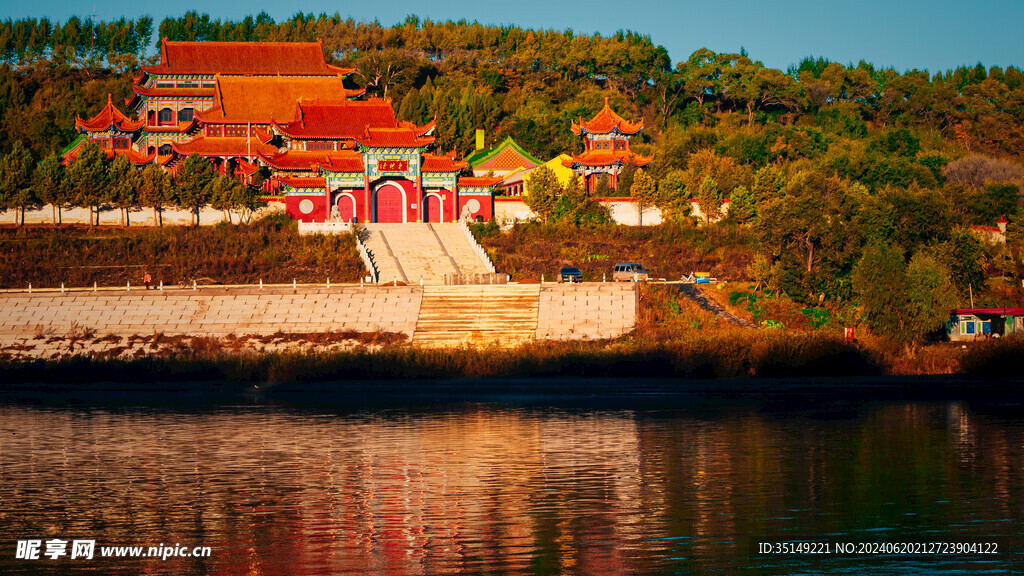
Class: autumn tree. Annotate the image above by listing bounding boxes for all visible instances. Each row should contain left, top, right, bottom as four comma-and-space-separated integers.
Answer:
629, 169, 658, 226
524, 165, 560, 222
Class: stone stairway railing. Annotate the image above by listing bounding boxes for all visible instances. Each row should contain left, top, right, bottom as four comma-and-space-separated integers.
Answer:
353, 228, 379, 283
460, 220, 496, 273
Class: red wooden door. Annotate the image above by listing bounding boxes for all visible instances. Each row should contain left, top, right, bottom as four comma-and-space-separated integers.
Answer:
424, 195, 442, 223
376, 186, 404, 223
337, 195, 355, 222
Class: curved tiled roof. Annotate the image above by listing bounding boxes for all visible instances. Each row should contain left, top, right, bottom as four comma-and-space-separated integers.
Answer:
562, 149, 653, 168
355, 127, 435, 148
196, 76, 364, 124
458, 175, 503, 188
258, 149, 364, 173
144, 39, 355, 77
422, 154, 468, 173
466, 136, 542, 171
571, 97, 643, 136
272, 99, 403, 139
278, 176, 327, 188
171, 137, 277, 157
75, 94, 145, 133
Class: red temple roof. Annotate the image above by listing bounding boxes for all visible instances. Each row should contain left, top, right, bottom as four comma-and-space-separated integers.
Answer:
258, 149, 364, 172
422, 154, 468, 173
75, 94, 145, 133
131, 85, 215, 99
143, 39, 355, 77
355, 127, 434, 148
458, 175, 503, 187
171, 137, 277, 157
571, 97, 644, 136
467, 137, 542, 172
953, 308, 1024, 316
278, 176, 326, 188
196, 76, 364, 125
61, 139, 155, 166
562, 149, 653, 168
272, 99, 403, 139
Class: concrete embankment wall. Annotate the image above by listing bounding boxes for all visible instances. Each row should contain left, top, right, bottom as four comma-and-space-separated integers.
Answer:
537, 284, 637, 340
0, 283, 636, 357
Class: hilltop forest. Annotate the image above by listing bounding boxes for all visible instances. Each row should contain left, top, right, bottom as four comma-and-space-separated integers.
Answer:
0, 12, 1022, 343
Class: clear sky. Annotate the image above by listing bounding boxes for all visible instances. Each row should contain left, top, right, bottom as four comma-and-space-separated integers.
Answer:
3, 0, 1022, 73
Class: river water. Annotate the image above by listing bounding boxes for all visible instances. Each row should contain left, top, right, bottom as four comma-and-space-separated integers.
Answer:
1, 391, 1022, 575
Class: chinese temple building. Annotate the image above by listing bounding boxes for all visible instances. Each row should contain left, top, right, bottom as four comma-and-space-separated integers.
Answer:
466, 136, 543, 196
562, 97, 652, 192
66, 40, 501, 223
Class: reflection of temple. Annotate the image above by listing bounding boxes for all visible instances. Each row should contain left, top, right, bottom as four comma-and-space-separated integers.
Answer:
563, 97, 653, 193
66, 40, 500, 223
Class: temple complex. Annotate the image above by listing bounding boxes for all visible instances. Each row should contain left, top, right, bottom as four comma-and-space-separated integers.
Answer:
66, 40, 501, 223
563, 97, 652, 193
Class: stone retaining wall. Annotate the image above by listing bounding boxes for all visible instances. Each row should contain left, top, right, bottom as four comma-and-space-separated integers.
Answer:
537, 283, 637, 340
0, 283, 637, 358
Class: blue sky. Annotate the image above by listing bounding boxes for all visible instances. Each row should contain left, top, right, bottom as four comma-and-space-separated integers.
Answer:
3, 0, 1022, 73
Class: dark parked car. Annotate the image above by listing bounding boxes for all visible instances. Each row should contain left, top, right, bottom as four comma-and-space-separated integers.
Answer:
559, 266, 583, 283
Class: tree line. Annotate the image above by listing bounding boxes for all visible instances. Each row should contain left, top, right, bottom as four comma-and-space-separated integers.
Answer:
0, 16, 153, 69
0, 141, 262, 227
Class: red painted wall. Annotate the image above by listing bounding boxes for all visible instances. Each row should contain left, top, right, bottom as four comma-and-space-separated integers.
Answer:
459, 195, 493, 222
285, 195, 327, 221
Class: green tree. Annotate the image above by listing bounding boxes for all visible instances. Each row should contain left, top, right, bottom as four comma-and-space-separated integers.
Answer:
524, 165, 560, 222
108, 155, 140, 226
66, 142, 110, 226
176, 154, 215, 226
0, 141, 36, 226
32, 153, 67, 225
903, 252, 957, 342
728, 184, 756, 223
656, 169, 691, 222
852, 242, 908, 341
138, 163, 174, 226
629, 169, 658, 226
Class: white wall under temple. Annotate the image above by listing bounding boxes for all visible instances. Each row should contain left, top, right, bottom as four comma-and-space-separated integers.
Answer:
494, 198, 663, 226
1, 202, 285, 227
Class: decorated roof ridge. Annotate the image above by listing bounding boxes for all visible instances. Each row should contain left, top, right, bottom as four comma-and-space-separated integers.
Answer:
996, 215, 1009, 223
571, 97, 644, 136
422, 152, 469, 173
398, 118, 436, 136
235, 159, 260, 175
257, 149, 363, 172
355, 126, 435, 148
131, 84, 216, 98
75, 94, 146, 133
144, 38, 356, 77
468, 136, 543, 169
458, 175, 504, 187
171, 136, 277, 157
278, 175, 327, 188
562, 149, 654, 168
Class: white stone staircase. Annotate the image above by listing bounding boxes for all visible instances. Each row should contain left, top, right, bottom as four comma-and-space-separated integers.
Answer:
361, 223, 495, 285
413, 284, 541, 347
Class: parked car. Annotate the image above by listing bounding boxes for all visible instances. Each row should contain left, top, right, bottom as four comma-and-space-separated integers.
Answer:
559, 266, 583, 283
612, 262, 649, 282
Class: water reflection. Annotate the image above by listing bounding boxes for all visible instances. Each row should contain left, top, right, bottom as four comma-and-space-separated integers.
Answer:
0, 397, 1022, 575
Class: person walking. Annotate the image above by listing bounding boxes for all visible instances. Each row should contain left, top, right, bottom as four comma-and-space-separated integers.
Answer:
143, 271, 152, 290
